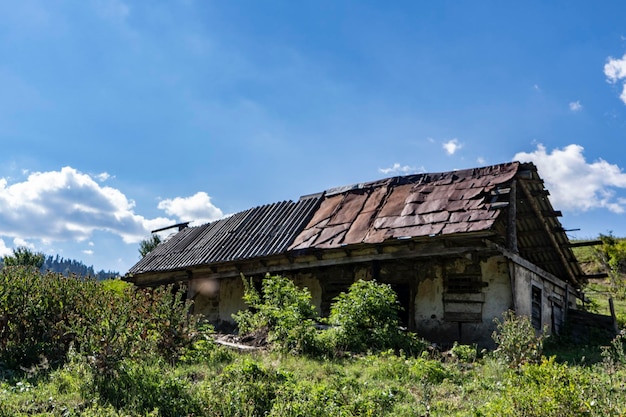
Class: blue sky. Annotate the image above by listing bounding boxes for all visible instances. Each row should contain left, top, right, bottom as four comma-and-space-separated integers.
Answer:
2, 0, 626, 273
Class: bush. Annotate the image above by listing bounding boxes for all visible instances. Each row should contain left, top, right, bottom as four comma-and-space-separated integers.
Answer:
0, 267, 89, 369
327, 279, 423, 354
450, 342, 478, 363
233, 274, 321, 354
0, 267, 199, 374
491, 310, 545, 368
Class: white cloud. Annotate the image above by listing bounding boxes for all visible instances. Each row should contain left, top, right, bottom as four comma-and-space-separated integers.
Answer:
83, 249, 94, 256
477, 157, 486, 165
0, 166, 174, 244
442, 139, 462, 155
0, 238, 11, 257
13, 237, 35, 249
514, 144, 626, 213
378, 163, 424, 176
605, 54, 626, 83
604, 54, 626, 105
569, 101, 582, 112
157, 192, 225, 226
95, 172, 112, 182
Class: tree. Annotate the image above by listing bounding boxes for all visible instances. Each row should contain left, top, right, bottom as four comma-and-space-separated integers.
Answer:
139, 234, 162, 257
595, 233, 626, 298
2, 247, 45, 269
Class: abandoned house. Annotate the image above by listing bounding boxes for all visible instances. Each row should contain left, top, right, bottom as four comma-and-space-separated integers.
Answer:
126, 161, 604, 346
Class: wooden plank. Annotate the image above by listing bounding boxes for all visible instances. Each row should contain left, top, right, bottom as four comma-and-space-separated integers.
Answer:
192, 243, 498, 280
508, 180, 518, 253
568, 240, 603, 248
443, 312, 482, 322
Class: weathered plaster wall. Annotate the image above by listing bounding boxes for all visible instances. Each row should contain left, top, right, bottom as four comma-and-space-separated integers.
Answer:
218, 277, 247, 323
192, 273, 323, 323
189, 250, 572, 347
413, 255, 513, 347
292, 273, 323, 314
189, 277, 220, 321
481, 256, 514, 322
512, 263, 568, 335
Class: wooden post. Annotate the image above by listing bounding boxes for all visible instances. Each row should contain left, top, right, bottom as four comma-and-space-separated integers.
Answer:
609, 296, 619, 335
562, 283, 569, 325
507, 180, 518, 253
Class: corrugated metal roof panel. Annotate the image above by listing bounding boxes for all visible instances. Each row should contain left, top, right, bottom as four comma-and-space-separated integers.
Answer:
128, 195, 321, 275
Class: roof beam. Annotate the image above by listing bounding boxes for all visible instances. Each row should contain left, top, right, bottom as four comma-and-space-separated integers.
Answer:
568, 240, 603, 248
507, 180, 518, 253
582, 273, 609, 279
192, 245, 499, 280
516, 180, 579, 285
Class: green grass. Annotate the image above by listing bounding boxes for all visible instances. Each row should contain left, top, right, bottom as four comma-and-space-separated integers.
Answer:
2, 341, 626, 416
4, 257, 626, 416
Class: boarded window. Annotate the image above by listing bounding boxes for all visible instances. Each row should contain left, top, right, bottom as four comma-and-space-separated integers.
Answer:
531, 286, 542, 330
445, 273, 485, 293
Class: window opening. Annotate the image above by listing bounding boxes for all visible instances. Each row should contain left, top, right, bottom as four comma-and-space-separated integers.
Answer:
531, 286, 542, 330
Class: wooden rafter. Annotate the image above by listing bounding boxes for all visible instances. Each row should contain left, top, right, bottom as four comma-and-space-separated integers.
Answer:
516, 180, 579, 285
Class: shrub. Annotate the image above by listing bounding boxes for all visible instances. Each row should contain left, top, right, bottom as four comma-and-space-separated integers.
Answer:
410, 356, 454, 384
233, 274, 321, 354
450, 342, 478, 363
0, 267, 198, 374
0, 267, 88, 369
327, 279, 424, 354
491, 310, 545, 368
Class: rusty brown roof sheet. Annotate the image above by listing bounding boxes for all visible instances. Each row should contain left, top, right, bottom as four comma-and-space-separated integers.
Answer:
288, 162, 520, 250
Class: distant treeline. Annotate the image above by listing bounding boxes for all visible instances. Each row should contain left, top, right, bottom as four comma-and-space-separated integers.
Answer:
40, 254, 119, 280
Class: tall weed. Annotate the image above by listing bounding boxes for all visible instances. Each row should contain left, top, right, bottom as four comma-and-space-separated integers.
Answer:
491, 310, 545, 368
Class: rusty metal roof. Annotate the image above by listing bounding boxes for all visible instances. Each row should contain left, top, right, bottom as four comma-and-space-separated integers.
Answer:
128, 195, 322, 275
289, 162, 519, 250
127, 161, 584, 286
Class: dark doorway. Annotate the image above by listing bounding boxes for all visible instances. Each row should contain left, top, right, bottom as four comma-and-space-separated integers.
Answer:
391, 283, 411, 328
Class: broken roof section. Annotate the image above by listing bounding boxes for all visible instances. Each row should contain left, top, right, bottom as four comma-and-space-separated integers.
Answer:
289, 162, 519, 250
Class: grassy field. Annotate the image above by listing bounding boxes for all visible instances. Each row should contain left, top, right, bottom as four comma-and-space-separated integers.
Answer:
2, 336, 626, 416
2, 244, 626, 416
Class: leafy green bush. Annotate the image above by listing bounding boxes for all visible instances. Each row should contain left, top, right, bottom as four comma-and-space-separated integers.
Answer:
0, 267, 88, 369
491, 310, 545, 368
233, 274, 321, 354
450, 342, 478, 363
410, 356, 454, 384
0, 267, 198, 374
327, 279, 424, 354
